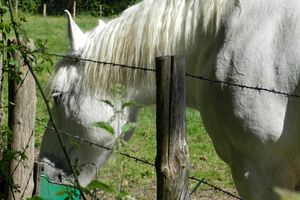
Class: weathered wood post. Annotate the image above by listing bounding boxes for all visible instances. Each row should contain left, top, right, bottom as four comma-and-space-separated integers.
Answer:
33, 162, 41, 196
15, 0, 18, 16
99, 4, 103, 17
72, 1, 76, 19
155, 56, 190, 200
43, 3, 47, 17
7, 40, 36, 199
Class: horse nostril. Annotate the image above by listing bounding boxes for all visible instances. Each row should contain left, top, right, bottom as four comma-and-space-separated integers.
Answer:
58, 174, 62, 183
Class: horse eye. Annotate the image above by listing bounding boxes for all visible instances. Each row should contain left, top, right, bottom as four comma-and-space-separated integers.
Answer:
52, 91, 63, 105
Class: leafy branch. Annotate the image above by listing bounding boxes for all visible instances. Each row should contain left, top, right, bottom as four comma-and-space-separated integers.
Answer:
94, 84, 140, 150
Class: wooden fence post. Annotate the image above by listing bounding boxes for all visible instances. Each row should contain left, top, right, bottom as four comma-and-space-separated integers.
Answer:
7, 40, 36, 199
15, 0, 18, 16
99, 4, 103, 17
43, 3, 47, 17
155, 56, 190, 200
72, 1, 76, 19
33, 162, 41, 196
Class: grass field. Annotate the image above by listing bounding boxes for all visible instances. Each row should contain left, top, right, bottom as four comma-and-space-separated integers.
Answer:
20, 13, 237, 199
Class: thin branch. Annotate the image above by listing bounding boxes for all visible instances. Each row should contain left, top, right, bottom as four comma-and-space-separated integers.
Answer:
6, 1, 87, 199
10, 130, 34, 178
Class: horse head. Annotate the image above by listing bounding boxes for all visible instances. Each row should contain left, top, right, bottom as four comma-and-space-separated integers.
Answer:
39, 11, 133, 187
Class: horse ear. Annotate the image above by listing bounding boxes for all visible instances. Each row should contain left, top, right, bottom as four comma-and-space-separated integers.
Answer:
64, 10, 87, 52
98, 19, 106, 28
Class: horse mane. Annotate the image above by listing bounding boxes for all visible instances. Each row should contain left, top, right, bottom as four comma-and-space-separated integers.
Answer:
48, 0, 227, 98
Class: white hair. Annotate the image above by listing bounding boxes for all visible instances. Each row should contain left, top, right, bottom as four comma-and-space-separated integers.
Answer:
48, 0, 227, 97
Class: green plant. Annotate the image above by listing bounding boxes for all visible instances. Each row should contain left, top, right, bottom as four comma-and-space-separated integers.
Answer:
84, 180, 129, 199
94, 84, 139, 149
20, 0, 41, 13
17, 0, 142, 17
89, 84, 140, 199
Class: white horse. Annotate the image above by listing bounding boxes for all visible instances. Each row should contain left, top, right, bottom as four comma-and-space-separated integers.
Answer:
40, 0, 300, 199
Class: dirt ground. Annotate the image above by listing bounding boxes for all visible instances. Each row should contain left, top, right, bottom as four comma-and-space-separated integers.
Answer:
115, 179, 240, 200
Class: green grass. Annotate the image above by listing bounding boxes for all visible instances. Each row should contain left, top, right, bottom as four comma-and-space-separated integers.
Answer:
22, 14, 101, 54
99, 107, 234, 199
19, 13, 235, 199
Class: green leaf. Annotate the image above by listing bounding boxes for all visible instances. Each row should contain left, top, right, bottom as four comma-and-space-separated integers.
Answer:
4, 23, 11, 34
20, 152, 28, 161
0, 6, 8, 15
111, 84, 124, 96
87, 180, 115, 193
94, 121, 115, 135
75, 168, 81, 176
116, 191, 130, 199
121, 101, 138, 109
8, 59, 18, 66
69, 139, 82, 149
100, 100, 114, 108
122, 122, 137, 133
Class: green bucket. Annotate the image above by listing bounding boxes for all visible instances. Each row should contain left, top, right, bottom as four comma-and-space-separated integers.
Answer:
39, 172, 81, 200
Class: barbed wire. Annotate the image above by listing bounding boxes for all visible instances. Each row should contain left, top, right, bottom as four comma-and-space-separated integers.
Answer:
36, 120, 243, 199
48, 53, 300, 98
36, 120, 155, 168
50, 53, 156, 72
185, 73, 300, 98
189, 176, 243, 200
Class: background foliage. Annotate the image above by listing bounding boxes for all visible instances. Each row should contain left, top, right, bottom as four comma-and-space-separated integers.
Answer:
18, 0, 141, 16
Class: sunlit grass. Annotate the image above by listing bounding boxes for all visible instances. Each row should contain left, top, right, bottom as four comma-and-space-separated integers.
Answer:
99, 107, 234, 199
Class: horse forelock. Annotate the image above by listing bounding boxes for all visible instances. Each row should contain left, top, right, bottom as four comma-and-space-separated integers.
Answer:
48, 0, 227, 99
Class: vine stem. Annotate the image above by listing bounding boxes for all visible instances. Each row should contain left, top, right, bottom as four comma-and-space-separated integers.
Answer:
6, 1, 87, 199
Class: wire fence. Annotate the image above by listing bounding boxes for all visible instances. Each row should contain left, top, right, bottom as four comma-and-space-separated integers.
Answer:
2, 50, 246, 199
30, 51, 300, 200
8, 45, 300, 200
49, 53, 300, 98
36, 120, 243, 200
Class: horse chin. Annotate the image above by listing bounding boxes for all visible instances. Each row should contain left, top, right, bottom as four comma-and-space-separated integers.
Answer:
39, 94, 126, 186
39, 123, 115, 187
40, 158, 98, 187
